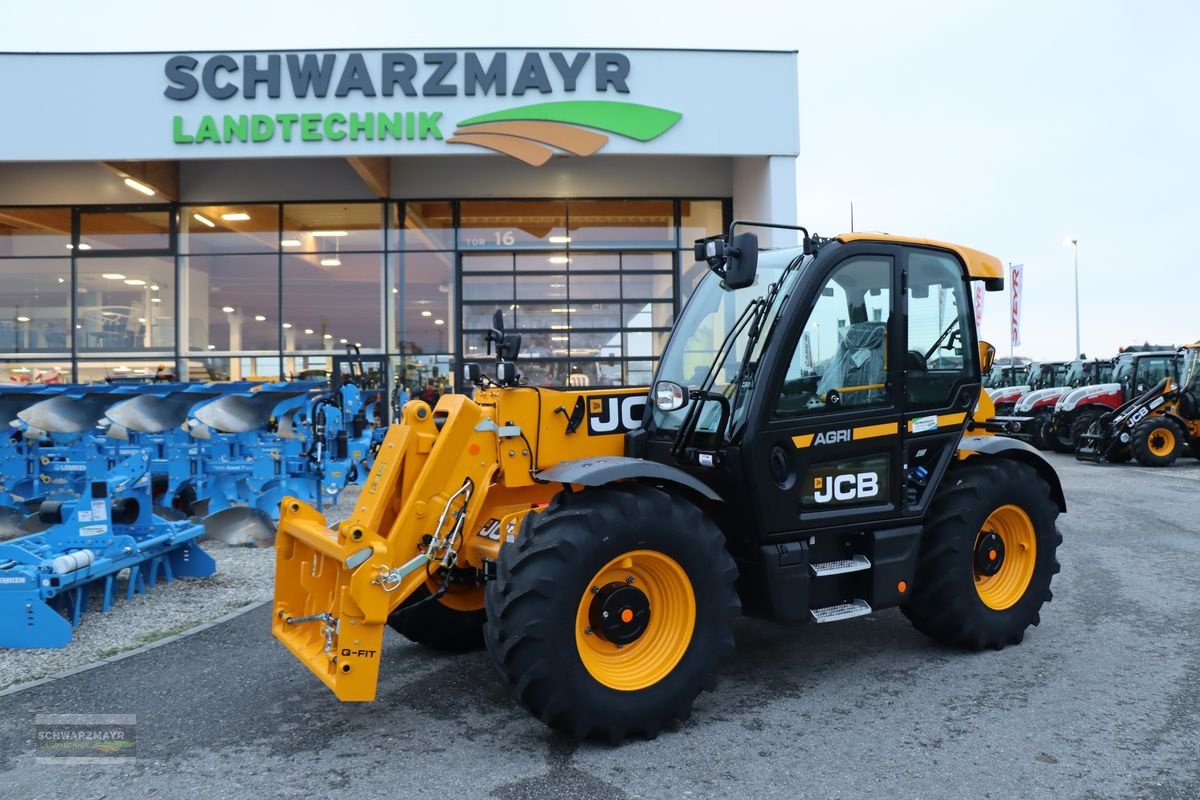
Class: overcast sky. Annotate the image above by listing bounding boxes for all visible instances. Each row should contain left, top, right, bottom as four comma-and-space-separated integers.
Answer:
4, 0, 1196, 360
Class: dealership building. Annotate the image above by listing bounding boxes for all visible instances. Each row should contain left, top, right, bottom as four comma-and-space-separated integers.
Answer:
0, 47, 798, 391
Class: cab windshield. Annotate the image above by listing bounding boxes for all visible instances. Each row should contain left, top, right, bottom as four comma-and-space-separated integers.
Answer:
1183, 348, 1200, 391
1063, 360, 1085, 387
651, 248, 806, 433
1112, 357, 1134, 386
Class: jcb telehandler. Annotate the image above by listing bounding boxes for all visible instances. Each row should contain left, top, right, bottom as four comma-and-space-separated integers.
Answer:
273, 224, 1065, 741
1078, 343, 1200, 466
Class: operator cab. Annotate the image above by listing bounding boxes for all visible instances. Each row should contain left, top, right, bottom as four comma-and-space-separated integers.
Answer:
638, 223, 1003, 547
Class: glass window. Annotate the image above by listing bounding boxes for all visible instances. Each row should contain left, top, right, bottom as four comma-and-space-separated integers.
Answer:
680, 200, 724, 245
184, 255, 280, 352
0, 208, 72, 257
1137, 357, 1173, 389
76, 257, 175, 352
621, 272, 673, 301
183, 355, 282, 382
393, 354, 455, 398
906, 251, 975, 407
77, 358, 175, 383
622, 252, 672, 272
282, 203, 384, 253
458, 200, 566, 250
183, 204, 280, 254
775, 256, 893, 416
79, 208, 172, 251
283, 253, 382, 350
567, 200, 674, 247
393, 201, 454, 251
392, 251, 454, 355
2, 358, 71, 384
0, 259, 71, 353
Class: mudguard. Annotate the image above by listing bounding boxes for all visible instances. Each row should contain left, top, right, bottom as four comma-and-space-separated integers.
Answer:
957, 435, 1067, 512
535, 456, 722, 501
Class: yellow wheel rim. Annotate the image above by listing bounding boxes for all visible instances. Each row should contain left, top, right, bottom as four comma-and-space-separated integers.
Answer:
575, 550, 696, 692
1148, 426, 1176, 457
973, 505, 1037, 611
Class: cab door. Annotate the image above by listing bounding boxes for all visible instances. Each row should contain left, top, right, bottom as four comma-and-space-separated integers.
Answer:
895, 248, 982, 515
747, 245, 905, 535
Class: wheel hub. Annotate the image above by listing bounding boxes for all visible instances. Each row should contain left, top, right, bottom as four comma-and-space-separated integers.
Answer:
588, 582, 651, 645
974, 531, 1006, 576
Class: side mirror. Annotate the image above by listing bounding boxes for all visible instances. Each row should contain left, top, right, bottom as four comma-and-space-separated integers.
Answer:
723, 232, 759, 290
979, 341, 996, 373
653, 381, 688, 412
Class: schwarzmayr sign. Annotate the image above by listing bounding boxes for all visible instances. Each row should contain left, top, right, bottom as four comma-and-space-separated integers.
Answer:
164, 50, 682, 166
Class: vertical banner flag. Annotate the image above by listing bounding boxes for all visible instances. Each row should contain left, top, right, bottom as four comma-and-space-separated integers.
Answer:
1010, 264, 1024, 347
973, 283, 985, 330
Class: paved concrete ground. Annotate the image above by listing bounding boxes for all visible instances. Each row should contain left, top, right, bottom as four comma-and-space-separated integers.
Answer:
1, 453, 1198, 799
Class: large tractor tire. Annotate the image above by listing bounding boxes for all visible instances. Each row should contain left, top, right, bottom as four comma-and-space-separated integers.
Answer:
1047, 419, 1075, 453
484, 483, 739, 742
902, 459, 1060, 651
1069, 409, 1101, 450
387, 584, 486, 652
1131, 416, 1184, 467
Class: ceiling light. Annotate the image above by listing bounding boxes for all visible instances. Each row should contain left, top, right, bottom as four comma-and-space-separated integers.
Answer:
311, 230, 348, 237
76, 324, 82, 329
304, 328, 314, 335
222, 306, 235, 313
137, 317, 146, 323
207, 344, 216, 350
548, 256, 570, 265
551, 335, 568, 341
101, 273, 127, 280
254, 315, 267, 322
551, 308, 576, 313
281, 322, 293, 329
15, 316, 30, 323
193, 213, 216, 228
551, 324, 569, 330
65, 244, 73, 250
319, 258, 341, 267
113, 366, 131, 372
434, 319, 444, 326
150, 284, 159, 291
222, 212, 251, 221
323, 333, 333, 340
421, 311, 432, 317
57, 278, 65, 283
339, 337, 348, 344
549, 283, 565, 289
150, 297, 162, 303
392, 287, 398, 294
12, 367, 31, 373
548, 235, 571, 244
77, 243, 92, 250
281, 239, 301, 247
123, 177, 156, 196
124, 279, 147, 286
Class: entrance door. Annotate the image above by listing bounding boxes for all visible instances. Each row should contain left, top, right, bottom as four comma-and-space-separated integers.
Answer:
751, 248, 904, 534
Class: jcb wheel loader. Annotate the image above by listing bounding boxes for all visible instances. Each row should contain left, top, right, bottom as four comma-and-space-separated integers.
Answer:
273, 223, 1065, 742
1078, 343, 1200, 467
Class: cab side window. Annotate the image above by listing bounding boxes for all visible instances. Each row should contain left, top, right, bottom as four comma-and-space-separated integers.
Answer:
775, 256, 893, 416
905, 252, 977, 408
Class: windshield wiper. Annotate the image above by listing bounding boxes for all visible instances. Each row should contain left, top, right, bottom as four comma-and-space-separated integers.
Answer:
670, 296, 764, 459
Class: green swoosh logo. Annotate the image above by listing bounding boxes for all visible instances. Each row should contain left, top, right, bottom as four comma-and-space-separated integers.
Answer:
458, 100, 682, 142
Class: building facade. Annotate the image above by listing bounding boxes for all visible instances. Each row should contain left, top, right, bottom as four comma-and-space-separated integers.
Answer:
0, 47, 799, 392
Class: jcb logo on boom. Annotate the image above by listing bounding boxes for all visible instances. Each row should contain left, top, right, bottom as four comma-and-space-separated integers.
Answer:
813, 472, 880, 504
813, 429, 851, 446
587, 394, 646, 436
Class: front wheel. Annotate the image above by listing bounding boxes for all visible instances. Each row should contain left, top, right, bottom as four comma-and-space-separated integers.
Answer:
1047, 414, 1075, 453
902, 459, 1061, 650
1131, 416, 1184, 467
484, 484, 739, 742
1029, 410, 1053, 450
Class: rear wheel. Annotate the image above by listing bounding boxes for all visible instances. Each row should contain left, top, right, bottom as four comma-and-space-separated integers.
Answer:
1131, 416, 1183, 467
484, 483, 738, 742
902, 460, 1061, 650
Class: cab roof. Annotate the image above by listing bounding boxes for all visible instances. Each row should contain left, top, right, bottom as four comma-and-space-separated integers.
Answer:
836, 233, 1004, 281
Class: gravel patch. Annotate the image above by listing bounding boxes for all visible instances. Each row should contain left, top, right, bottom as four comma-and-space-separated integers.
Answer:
0, 485, 362, 690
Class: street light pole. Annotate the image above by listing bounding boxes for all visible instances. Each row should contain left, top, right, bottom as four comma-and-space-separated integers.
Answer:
1066, 238, 1080, 358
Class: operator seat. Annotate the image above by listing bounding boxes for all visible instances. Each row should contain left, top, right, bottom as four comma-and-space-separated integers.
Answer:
816, 321, 887, 406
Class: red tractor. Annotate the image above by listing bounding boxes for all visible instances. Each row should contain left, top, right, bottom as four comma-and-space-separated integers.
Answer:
1013, 357, 1112, 451
988, 361, 1069, 417
1051, 349, 1178, 458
